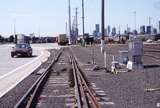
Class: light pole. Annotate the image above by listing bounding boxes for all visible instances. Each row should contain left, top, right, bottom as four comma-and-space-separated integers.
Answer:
68, 0, 71, 45
133, 11, 137, 31
101, 0, 105, 53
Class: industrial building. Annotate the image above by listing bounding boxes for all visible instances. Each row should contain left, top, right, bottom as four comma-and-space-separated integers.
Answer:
140, 25, 145, 34
93, 24, 100, 38
112, 27, 116, 36
146, 26, 152, 34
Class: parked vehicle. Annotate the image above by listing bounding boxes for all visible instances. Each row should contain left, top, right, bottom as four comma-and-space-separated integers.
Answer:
11, 43, 32, 57
57, 34, 68, 45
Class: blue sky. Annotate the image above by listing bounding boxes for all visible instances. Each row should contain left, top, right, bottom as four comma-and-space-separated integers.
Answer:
0, 0, 160, 37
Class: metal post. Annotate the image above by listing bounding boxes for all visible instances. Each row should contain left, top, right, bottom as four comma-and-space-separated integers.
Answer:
92, 44, 95, 64
66, 22, 68, 37
68, 0, 71, 45
101, 0, 105, 53
82, 0, 85, 46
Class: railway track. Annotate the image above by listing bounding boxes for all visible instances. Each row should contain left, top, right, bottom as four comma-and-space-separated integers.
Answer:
70, 51, 101, 108
14, 49, 63, 108
14, 48, 101, 108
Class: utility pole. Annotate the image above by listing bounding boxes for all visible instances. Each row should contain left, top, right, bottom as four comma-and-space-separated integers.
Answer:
68, 0, 71, 45
82, 0, 85, 46
75, 8, 78, 39
101, 0, 105, 53
14, 19, 17, 44
38, 24, 41, 43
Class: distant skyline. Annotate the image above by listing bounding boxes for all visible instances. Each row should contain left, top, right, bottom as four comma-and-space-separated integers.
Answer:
0, 0, 160, 37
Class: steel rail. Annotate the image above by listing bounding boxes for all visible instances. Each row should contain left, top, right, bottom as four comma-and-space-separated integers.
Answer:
70, 51, 101, 108
71, 56, 83, 107
76, 63, 101, 108
74, 59, 89, 108
14, 49, 63, 108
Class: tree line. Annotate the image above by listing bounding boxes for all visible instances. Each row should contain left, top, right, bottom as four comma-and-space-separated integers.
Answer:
0, 35, 14, 43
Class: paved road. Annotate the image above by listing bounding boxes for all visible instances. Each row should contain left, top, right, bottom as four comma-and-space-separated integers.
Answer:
0, 43, 60, 98
0, 44, 40, 76
0, 43, 60, 77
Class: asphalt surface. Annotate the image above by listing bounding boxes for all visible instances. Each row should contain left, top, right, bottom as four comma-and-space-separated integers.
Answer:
0, 44, 40, 76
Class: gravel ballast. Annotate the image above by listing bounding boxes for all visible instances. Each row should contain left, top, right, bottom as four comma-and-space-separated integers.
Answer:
71, 44, 160, 108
